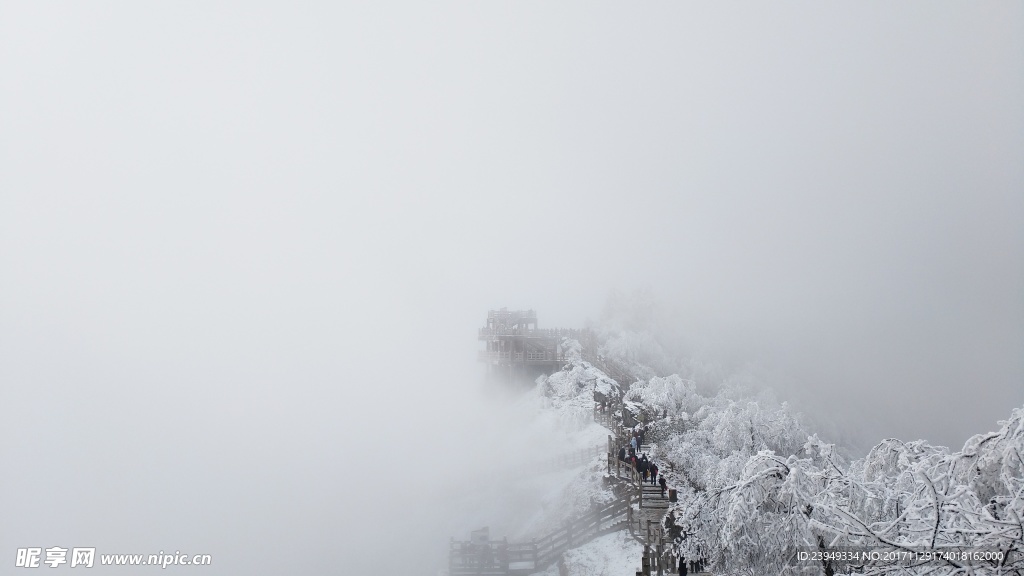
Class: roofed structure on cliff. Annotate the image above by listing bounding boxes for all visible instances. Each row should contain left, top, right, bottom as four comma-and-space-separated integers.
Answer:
478, 309, 586, 383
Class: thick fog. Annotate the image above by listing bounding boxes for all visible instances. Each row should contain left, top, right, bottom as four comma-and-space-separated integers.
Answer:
2, 2, 1022, 575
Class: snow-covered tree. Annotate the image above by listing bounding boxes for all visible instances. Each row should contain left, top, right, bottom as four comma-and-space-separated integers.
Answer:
668, 410, 1024, 575
570, 321, 1024, 575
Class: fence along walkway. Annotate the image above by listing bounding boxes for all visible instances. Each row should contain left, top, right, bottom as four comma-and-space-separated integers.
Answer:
450, 442, 673, 575
536, 444, 604, 470
449, 454, 679, 576
449, 497, 634, 575
580, 350, 637, 392
605, 451, 668, 510
450, 350, 686, 575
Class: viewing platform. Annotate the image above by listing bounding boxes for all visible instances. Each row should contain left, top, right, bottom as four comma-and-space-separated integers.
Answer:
478, 327, 586, 340
479, 308, 581, 383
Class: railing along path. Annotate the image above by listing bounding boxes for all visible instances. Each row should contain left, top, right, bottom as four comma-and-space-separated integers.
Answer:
451, 348, 697, 575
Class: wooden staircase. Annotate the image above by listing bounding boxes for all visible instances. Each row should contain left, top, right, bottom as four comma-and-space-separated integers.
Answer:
449, 348, 696, 575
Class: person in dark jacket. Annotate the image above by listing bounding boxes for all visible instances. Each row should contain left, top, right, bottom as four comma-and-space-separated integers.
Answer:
678, 556, 687, 576
618, 446, 626, 461
650, 463, 659, 485
659, 475, 668, 497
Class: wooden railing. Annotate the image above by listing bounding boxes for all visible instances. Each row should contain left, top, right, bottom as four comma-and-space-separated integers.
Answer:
636, 521, 674, 576
478, 350, 564, 363
536, 444, 605, 469
630, 516, 707, 576
450, 445, 680, 574
478, 327, 588, 340
593, 401, 617, 429
450, 497, 633, 575
580, 350, 637, 390
457, 339, 689, 575
448, 470, 685, 575
606, 451, 642, 487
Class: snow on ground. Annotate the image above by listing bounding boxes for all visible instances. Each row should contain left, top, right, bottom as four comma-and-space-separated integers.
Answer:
593, 328, 1024, 575
528, 351, 620, 433
529, 530, 643, 576
461, 324, 1024, 575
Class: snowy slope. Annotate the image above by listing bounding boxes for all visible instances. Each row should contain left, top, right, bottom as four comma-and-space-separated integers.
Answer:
592, 330, 1024, 575
529, 530, 643, 576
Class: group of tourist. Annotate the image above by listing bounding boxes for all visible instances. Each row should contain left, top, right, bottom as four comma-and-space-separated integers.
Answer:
616, 426, 669, 496
629, 425, 646, 452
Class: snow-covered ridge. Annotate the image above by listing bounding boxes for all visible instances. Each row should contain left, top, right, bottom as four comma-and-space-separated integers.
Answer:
592, 329, 1024, 575
459, 329, 1023, 575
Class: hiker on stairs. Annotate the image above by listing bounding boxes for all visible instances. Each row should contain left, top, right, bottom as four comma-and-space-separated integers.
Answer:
659, 474, 668, 497
650, 463, 659, 485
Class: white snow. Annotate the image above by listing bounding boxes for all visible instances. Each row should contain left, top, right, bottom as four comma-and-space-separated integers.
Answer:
459, 330, 1024, 575
529, 530, 643, 576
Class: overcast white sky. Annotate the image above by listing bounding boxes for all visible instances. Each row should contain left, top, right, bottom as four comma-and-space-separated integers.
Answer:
2, 2, 1022, 574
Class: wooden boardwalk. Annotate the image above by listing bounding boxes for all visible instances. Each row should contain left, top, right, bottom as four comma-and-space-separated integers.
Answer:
450, 445, 690, 575
449, 498, 632, 575
450, 345, 706, 575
